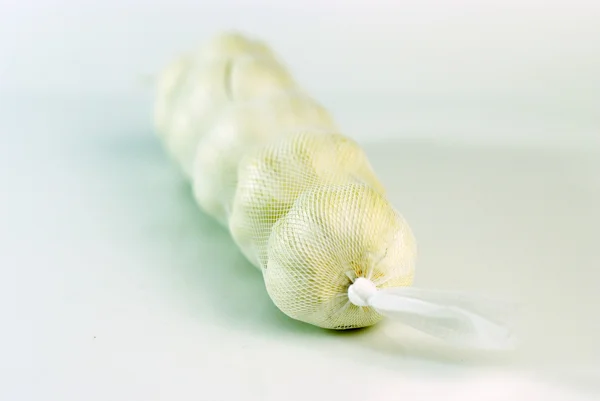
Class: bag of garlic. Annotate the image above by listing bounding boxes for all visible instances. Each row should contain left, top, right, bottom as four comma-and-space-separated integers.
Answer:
154, 31, 518, 351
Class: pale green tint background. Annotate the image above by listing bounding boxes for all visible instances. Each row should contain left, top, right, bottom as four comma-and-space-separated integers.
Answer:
1, 1, 599, 400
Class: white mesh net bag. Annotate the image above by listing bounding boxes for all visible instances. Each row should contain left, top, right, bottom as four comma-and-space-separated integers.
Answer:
154, 32, 517, 350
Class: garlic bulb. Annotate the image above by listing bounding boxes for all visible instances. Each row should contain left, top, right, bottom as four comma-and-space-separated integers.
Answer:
265, 182, 416, 329
154, 32, 274, 136
155, 32, 298, 176
229, 130, 386, 270
192, 92, 337, 227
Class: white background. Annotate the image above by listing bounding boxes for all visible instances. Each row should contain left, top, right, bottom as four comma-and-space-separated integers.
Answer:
2, 0, 599, 148
1, 1, 599, 400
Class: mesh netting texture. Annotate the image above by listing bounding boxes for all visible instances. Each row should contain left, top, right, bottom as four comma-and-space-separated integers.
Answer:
154, 32, 417, 330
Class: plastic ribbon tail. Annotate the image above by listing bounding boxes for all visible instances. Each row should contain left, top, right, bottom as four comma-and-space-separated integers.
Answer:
348, 277, 519, 350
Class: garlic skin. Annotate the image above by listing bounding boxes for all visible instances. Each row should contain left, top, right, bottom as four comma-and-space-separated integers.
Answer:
192, 92, 337, 227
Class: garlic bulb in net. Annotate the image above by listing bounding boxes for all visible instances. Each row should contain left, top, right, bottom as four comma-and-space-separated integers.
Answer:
265, 182, 416, 329
192, 92, 337, 226
154, 33, 297, 176
154, 32, 273, 138
229, 131, 385, 270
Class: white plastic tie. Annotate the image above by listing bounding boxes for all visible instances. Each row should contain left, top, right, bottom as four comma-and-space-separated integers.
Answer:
347, 277, 518, 351
348, 277, 378, 307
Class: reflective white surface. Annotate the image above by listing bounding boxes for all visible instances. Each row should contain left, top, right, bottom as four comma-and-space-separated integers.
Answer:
2, 93, 598, 401
1, 2, 599, 400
